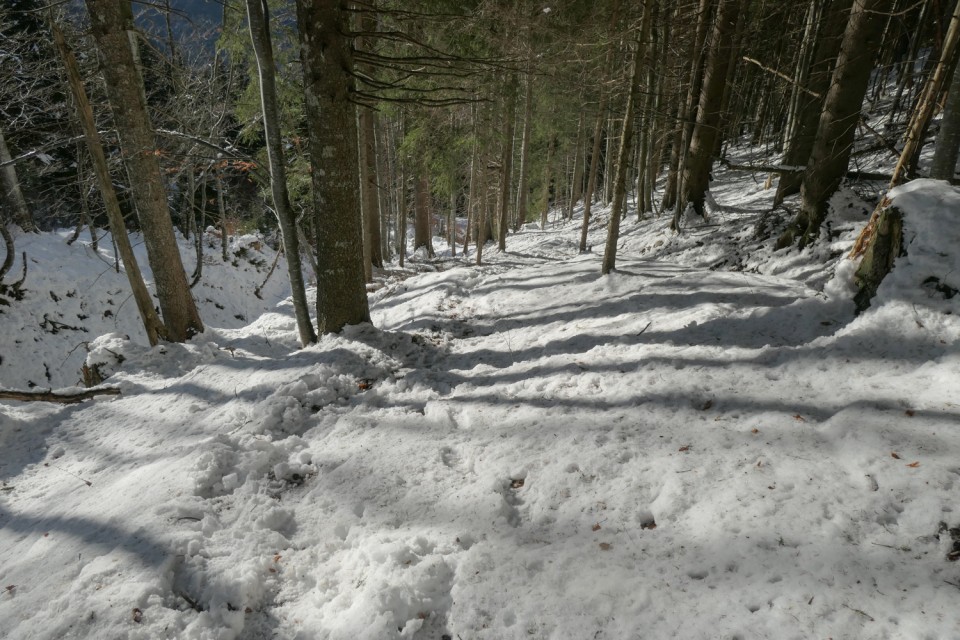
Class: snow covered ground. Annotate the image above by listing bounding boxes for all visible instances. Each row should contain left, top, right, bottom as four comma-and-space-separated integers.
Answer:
1, 172, 959, 640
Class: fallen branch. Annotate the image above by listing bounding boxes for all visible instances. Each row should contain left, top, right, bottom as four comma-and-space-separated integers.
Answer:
0, 387, 121, 404
742, 56, 821, 99
718, 158, 892, 182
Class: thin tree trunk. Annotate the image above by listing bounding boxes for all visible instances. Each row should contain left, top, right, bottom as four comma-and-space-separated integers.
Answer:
246, 0, 316, 345
497, 75, 518, 251
566, 107, 587, 221
602, 35, 645, 275
514, 65, 534, 232
52, 18, 165, 346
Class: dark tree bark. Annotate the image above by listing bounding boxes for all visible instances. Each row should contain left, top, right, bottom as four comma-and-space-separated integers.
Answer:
497, 74, 517, 251
294, 0, 370, 333
413, 170, 434, 257
246, 0, 317, 346
778, 0, 892, 249
775, 0, 852, 206
359, 6, 383, 276
931, 55, 960, 179
84, 0, 203, 342
678, 0, 741, 222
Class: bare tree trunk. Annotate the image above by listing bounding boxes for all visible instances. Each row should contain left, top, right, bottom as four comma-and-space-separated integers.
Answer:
413, 170, 434, 256
85, 0, 203, 342
514, 66, 534, 232
497, 75, 518, 251
775, 0, 852, 206
678, 0, 742, 220
891, 0, 960, 183
246, 0, 316, 345
295, 0, 371, 333
566, 107, 586, 221
359, 7, 383, 276
931, 53, 960, 179
52, 18, 165, 346
0, 126, 33, 232
602, 7, 647, 275
663, 0, 712, 212
778, 0, 893, 249
540, 137, 555, 230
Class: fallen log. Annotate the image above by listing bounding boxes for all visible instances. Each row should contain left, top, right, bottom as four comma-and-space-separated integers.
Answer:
717, 158, 893, 182
0, 387, 121, 404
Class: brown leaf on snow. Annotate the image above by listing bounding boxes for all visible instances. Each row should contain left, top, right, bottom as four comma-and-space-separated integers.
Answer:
891, 452, 901, 459
592, 523, 601, 531
510, 478, 525, 489
906, 461, 920, 468
751, 428, 759, 434
905, 409, 915, 417
598, 542, 612, 551
4, 585, 14, 593
678, 445, 691, 452
792, 414, 806, 422
132, 608, 143, 624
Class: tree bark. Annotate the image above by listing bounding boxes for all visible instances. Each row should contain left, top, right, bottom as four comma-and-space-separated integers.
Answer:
931, 53, 960, 179
294, 0, 371, 333
52, 18, 166, 346
85, 0, 203, 342
779, 0, 892, 249
246, 0, 316, 346
0, 126, 33, 232
678, 0, 741, 221
413, 170, 433, 256
775, 0, 852, 206
514, 66, 534, 232
497, 74, 517, 251
601, 28, 646, 275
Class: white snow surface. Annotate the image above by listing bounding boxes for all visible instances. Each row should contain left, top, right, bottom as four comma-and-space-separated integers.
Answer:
2, 175, 960, 640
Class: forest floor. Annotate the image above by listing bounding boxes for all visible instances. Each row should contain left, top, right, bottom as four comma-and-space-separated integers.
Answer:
1, 160, 960, 640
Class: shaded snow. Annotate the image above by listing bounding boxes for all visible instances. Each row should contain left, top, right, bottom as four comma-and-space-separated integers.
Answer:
2, 176, 960, 640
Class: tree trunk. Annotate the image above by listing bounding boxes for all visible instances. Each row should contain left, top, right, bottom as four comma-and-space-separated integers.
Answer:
294, 0, 371, 333
601, 12, 647, 275
566, 107, 586, 221
891, 0, 960, 184
778, 0, 892, 249
662, 0, 713, 212
580, 103, 606, 252
540, 137, 555, 230
52, 18, 165, 346
0, 126, 33, 232
514, 67, 534, 232
775, 0, 852, 206
246, 0, 316, 345
931, 53, 960, 179
413, 170, 433, 256
678, 0, 742, 220
359, 7, 383, 275
85, 0, 204, 342
497, 75, 517, 252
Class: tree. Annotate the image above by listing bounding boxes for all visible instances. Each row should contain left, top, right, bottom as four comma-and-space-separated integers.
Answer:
678, 0, 742, 223
51, 18, 166, 346
245, 0, 317, 347
85, 0, 204, 341
294, 0, 370, 333
777, 0, 893, 249
931, 58, 960, 179
601, 4, 647, 275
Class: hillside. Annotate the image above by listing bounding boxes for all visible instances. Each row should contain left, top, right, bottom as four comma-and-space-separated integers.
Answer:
2, 167, 959, 639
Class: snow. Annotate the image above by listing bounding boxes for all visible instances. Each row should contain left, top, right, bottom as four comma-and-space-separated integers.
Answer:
2, 173, 960, 640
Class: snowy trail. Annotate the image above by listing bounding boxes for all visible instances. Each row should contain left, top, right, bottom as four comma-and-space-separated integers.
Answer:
3, 193, 960, 639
